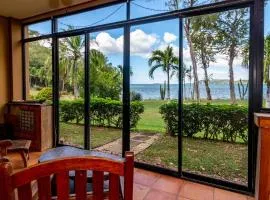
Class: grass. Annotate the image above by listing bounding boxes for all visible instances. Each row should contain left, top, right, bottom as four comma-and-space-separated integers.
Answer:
59, 123, 121, 148
135, 100, 165, 133
59, 98, 249, 185
136, 136, 248, 185
135, 99, 248, 134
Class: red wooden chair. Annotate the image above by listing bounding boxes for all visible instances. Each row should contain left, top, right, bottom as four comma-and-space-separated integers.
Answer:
0, 152, 134, 200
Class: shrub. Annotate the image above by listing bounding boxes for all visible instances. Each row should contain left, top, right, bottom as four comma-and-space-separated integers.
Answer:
60, 99, 84, 124
59, 98, 144, 128
160, 101, 248, 143
131, 91, 143, 101
34, 87, 52, 103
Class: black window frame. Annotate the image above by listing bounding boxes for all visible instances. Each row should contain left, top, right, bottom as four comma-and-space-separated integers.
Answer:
21, 0, 264, 196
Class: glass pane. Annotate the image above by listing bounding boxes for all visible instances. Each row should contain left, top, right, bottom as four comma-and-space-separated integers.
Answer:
182, 8, 249, 185
25, 39, 52, 102
264, 0, 270, 107
25, 20, 51, 38
89, 28, 123, 156
58, 3, 126, 32
130, 0, 228, 19
130, 19, 179, 170
58, 35, 85, 148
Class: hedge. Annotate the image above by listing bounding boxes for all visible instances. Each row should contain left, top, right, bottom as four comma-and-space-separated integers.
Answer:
159, 101, 248, 143
59, 98, 144, 128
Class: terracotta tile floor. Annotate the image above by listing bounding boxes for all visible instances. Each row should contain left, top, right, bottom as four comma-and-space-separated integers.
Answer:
7, 151, 254, 200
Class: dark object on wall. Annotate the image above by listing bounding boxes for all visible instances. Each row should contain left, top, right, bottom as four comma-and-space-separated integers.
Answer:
4, 101, 53, 151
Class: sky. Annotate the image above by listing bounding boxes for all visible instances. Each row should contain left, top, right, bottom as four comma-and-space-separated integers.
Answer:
28, 0, 270, 84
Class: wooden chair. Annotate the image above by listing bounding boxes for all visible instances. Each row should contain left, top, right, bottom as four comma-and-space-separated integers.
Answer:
0, 139, 31, 167
0, 152, 134, 200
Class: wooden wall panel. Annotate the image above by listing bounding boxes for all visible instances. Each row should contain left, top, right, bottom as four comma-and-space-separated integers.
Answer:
0, 16, 10, 123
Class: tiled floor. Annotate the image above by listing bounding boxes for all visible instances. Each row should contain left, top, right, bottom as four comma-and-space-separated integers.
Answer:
7, 151, 255, 200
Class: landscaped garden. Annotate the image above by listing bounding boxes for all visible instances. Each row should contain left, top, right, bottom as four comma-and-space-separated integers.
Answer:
50, 96, 248, 185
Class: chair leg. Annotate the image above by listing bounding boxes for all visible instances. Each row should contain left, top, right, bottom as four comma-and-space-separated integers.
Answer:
19, 151, 28, 167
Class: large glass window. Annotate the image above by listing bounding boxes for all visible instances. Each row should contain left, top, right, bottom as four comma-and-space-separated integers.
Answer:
88, 29, 124, 155
58, 35, 85, 148
24, 20, 51, 38
57, 3, 126, 32
25, 39, 52, 101
182, 8, 250, 185
130, 19, 179, 171
22, 0, 258, 192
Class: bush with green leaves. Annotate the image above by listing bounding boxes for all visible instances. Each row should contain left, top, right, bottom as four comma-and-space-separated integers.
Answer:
59, 98, 144, 128
131, 91, 143, 101
34, 87, 52, 103
160, 101, 248, 143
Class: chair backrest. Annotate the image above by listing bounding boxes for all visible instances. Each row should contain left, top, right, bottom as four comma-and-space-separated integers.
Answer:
0, 152, 134, 200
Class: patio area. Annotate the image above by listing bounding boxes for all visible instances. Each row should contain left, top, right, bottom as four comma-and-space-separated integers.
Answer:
8, 151, 254, 200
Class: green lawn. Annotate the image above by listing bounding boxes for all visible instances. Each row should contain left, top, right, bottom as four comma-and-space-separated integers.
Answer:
136, 136, 248, 185
135, 100, 165, 133
59, 123, 121, 148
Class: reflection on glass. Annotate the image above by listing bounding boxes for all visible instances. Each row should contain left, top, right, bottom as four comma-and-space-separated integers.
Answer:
58, 35, 85, 148
130, 19, 179, 171
25, 39, 52, 101
182, 8, 249, 185
25, 20, 51, 38
264, 1, 270, 107
58, 3, 126, 32
89, 29, 123, 155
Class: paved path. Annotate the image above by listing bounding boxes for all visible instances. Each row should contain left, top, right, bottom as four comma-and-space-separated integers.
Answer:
94, 132, 160, 155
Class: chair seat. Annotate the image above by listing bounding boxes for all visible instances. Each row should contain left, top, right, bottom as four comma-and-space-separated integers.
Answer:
7, 140, 31, 152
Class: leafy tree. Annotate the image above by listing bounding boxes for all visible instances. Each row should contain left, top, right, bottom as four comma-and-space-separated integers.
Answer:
89, 49, 122, 100
148, 46, 178, 100
29, 40, 52, 88
167, 0, 200, 101
215, 9, 249, 104
192, 14, 218, 100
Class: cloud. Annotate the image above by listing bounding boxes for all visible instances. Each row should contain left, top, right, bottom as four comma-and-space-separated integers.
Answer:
90, 32, 122, 54
130, 29, 157, 57
163, 32, 177, 43
90, 29, 158, 57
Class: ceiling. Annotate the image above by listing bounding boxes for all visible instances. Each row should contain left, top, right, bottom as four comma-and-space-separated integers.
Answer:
0, 0, 95, 19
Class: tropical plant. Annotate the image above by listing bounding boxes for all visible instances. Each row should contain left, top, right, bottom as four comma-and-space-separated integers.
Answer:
237, 79, 248, 100
160, 81, 166, 100
131, 91, 143, 101
62, 33, 85, 98
215, 9, 249, 104
148, 46, 178, 100
89, 49, 122, 100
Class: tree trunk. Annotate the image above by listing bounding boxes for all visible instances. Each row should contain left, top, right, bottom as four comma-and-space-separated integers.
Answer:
167, 69, 170, 100
203, 65, 212, 101
201, 54, 212, 101
72, 58, 79, 98
228, 45, 236, 104
185, 20, 200, 101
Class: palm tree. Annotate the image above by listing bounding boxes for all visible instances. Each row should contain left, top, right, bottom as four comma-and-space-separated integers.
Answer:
148, 46, 178, 100
63, 35, 84, 98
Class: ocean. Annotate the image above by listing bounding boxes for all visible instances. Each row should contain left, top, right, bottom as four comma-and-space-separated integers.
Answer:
130, 83, 267, 100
